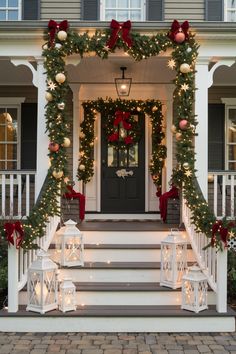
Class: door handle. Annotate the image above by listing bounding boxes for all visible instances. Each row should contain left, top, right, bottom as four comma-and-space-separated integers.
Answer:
116, 169, 134, 179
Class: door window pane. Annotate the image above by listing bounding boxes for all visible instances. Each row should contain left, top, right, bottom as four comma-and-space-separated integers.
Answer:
229, 162, 236, 170
119, 149, 127, 167
108, 146, 118, 167
128, 144, 138, 167
0, 107, 18, 170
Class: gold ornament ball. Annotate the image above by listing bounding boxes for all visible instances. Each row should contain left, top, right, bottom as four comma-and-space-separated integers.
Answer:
63, 137, 71, 147
52, 170, 63, 179
208, 174, 214, 183
175, 132, 182, 141
57, 30, 67, 41
171, 124, 177, 134
180, 63, 191, 74
45, 92, 53, 101
79, 164, 85, 171
55, 73, 66, 84
152, 106, 158, 112
79, 132, 85, 138
137, 107, 141, 112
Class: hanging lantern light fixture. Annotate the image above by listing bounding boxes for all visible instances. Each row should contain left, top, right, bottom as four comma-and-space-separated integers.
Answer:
115, 66, 132, 97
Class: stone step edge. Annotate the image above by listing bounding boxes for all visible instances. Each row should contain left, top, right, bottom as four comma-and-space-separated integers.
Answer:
1, 305, 234, 318
50, 244, 192, 250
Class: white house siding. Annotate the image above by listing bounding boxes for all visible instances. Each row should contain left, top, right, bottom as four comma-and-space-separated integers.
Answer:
41, 0, 81, 21
164, 0, 205, 21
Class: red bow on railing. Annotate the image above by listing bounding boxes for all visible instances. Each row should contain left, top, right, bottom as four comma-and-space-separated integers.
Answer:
211, 220, 228, 248
107, 19, 132, 49
169, 20, 189, 41
4, 221, 24, 249
48, 19, 68, 47
114, 111, 131, 130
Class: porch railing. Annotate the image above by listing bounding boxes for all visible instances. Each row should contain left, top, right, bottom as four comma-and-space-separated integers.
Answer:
182, 178, 228, 313
0, 170, 36, 220
208, 170, 236, 220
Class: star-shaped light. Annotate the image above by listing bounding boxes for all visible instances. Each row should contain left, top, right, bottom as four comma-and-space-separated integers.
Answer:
167, 59, 176, 70
47, 80, 57, 91
229, 231, 235, 239
181, 83, 189, 92
184, 169, 192, 177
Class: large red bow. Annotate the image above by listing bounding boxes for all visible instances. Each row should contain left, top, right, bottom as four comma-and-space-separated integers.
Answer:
48, 20, 68, 47
114, 111, 131, 130
211, 220, 228, 248
169, 20, 189, 41
4, 221, 24, 249
107, 19, 132, 49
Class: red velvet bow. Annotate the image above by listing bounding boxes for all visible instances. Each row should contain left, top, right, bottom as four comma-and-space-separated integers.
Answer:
4, 221, 24, 249
63, 186, 85, 221
211, 220, 228, 248
107, 19, 132, 49
169, 20, 189, 41
48, 19, 68, 47
114, 111, 131, 130
108, 133, 119, 142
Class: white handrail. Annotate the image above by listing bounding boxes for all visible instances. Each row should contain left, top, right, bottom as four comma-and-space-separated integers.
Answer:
0, 170, 36, 220
182, 198, 227, 313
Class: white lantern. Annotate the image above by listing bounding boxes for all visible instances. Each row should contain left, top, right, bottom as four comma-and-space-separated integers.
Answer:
59, 278, 76, 312
160, 229, 188, 289
56, 219, 84, 267
181, 265, 208, 313
26, 250, 58, 314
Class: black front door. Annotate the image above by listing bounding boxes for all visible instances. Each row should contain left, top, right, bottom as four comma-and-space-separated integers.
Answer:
101, 114, 145, 213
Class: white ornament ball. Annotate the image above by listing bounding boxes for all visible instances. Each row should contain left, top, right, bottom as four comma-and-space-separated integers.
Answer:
171, 124, 177, 134
55, 43, 62, 49
45, 92, 53, 101
52, 170, 63, 179
186, 47, 192, 53
57, 30, 67, 41
183, 162, 189, 169
63, 137, 71, 147
58, 102, 65, 110
42, 44, 48, 50
79, 164, 85, 171
180, 63, 191, 74
55, 73, 66, 84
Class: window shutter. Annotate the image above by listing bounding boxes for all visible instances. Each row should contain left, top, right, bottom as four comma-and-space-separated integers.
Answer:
82, 0, 99, 20
147, 0, 163, 21
205, 0, 223, 21
22, 0, 40, 20
208, 104, 225, 170
21, 103, 37, 170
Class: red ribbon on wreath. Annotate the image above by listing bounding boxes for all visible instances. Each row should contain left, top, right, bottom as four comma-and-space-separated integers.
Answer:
106, 19, 132, 49
114, 111, 132, 130
4, 221, 24, 249
168, 20, 189, 42
48, 19, 69, 47
108, 132, 119, 142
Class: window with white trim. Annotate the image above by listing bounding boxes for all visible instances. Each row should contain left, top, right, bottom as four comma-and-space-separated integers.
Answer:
226, 106, 236, 170
0, 0, 20, 21
101, 0, 145, 21
0, 98, 24, 170
224, 0, 236, 21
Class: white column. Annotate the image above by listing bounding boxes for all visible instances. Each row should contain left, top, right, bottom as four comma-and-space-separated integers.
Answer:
216, 249, 228, 313
35, 58, 48, 199
8, 245, 18, 312
195, 59, 209, 199
165, 86, 174, 189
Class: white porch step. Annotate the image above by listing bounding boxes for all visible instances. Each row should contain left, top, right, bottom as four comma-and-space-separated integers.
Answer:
0, 306, 235, 332
19, 282, 216, 306
49, 244, 195, 263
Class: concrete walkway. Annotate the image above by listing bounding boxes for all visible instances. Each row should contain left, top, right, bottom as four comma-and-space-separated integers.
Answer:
1, 332, 236, 354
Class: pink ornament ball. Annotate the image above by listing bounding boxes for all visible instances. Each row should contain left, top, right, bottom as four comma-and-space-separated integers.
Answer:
175, 31, 185, 43
179, 120, 188, 130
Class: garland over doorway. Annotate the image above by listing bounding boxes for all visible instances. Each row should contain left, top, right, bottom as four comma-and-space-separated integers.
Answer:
77, 98, 166, 193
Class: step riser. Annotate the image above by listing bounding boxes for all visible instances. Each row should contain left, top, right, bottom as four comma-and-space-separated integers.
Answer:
49, 249, 195, 263
58, 269, 182, 282
19, 291, 216, 306
0, 317, 234, 333
79, 231, 188, 244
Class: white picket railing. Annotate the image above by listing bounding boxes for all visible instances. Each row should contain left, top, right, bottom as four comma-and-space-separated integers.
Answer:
0, 170, 36, 219
8, 213, 60, 312
182, 198, 227, 313
208, 171, 236, 220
